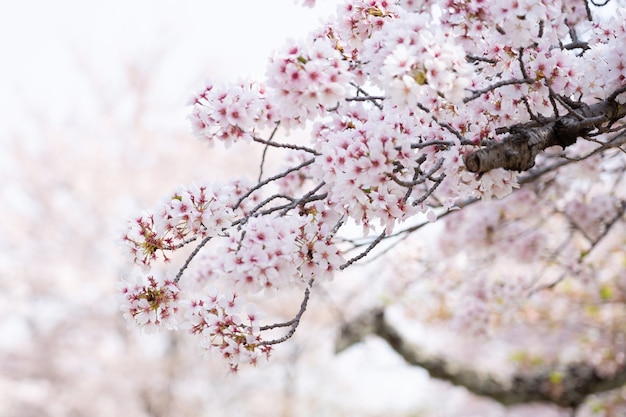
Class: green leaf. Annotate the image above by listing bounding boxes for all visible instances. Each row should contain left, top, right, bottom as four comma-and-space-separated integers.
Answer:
413, 70, 427, 85
600, 284, 614, 301
549, 371, 563, 384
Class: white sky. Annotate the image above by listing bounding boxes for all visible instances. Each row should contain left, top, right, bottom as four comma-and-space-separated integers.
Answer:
0, 0, 338, 137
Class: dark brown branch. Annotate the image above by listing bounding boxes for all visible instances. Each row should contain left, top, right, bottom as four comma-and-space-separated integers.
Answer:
562, 41, 589, 51
466, 54, 497, 64
336, 309, 626, 408
464, 97, 626, 174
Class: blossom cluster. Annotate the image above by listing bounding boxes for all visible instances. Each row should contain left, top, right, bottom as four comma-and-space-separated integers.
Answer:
120, 174, 344, 369
121, 0, 626, 372
367, 12, 472, 106
311, 104, 426, 233
266, 36, 352, 128
579, 10, 626, 100
185, 291, 271, 371
331, 0, 399, 48
120, 274, 180, 333
121, 182, 238, 269
436, 0, 571, 51
188, 79, 275, 146
197, 214, 344, 293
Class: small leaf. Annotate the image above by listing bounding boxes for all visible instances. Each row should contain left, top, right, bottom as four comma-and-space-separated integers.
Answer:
600, 284, 613, 301
367, 7, 385, 17
413, 71, 427, 85
549, 371, 563, 384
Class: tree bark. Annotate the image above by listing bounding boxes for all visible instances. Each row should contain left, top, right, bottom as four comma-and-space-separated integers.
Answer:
336, 308, 626, 408
463, 98, 626, 174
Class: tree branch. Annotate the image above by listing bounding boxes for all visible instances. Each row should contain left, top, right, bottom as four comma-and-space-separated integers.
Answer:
336, 309, 626, 408
258, 279, 314, 346
464, 96, 626, 174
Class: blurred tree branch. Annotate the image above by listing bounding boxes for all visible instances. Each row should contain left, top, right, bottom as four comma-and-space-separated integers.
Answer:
336, 308, 626, 409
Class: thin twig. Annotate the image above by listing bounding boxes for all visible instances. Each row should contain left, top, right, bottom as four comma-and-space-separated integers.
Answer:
256, 123, 281, 182
350, 82, 384, 110
518, 47, 530, 80
531, 200, 626, 294
257, 192, 328, 218
252, 136, 320, 156
279, 182, 327, 216
415, 102, 469, 143
413, 174, 445, 206
464, 78, 534, 103
233, 157, 316, 210
409, 139, 473, 149
346, 95, 386, 102
242, 194, 295, 220
387, 159, 445, 188
174, 235, 213, 283
258, 278, 314, 345
339, 197, 477, 264
466, 54, 497, 64
340, 231, 387, 270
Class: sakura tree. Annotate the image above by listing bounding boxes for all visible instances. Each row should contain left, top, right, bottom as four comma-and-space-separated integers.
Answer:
120, 0, 626, 412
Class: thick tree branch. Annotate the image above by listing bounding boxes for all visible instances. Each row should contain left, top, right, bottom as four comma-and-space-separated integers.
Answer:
464, 96, 626, 174
336, 309, 626, 408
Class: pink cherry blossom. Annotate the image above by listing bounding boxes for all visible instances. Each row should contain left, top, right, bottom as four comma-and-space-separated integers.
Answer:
266, 35, 353, 128
188, 79, 275, 146
119, 273, 181, 332
119, 1, 626, 392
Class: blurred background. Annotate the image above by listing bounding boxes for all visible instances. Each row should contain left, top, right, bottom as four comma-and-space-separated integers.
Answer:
0, 1, 571, 416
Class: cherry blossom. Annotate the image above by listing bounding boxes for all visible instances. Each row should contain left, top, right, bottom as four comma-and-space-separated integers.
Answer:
119, 273, 181, 332
120, 3, 626, 407
184, 291, 271, 371
121, 181, 240, 269
266, 35, 353, 128
188, 79, 275, 146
